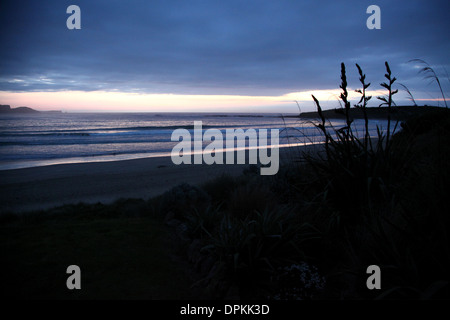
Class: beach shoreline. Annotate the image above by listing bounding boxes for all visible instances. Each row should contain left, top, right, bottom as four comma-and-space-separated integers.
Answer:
0, 155, 247, 214
0, 143, 322, 214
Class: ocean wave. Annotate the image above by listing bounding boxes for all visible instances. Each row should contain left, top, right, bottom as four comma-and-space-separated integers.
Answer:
0, 124, 294, 141
0, 124, 224, 137
0, 137, 174, 146
0, 148, 170, 161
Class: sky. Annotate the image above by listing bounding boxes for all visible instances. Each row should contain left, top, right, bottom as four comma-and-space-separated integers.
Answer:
0, 0, 449, 113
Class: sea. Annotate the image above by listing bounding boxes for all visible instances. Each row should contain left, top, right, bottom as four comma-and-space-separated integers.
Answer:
0, 112, 390, 171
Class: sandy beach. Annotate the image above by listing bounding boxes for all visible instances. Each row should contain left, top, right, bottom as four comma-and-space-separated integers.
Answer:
0, 143, 321, 214
0, 155, 252, 214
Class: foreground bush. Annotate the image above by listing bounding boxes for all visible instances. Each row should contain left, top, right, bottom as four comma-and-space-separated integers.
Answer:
173, 62, 449, 299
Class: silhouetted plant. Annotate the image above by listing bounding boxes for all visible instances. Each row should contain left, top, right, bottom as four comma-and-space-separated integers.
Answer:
294, 100, 302, 116
377, 61, 399, 152
398, 83, 417, 106
184, 204, 223, 239
269, 262, 326, 300
410, 59, 448, 108
305, 62, 408, 222
299, 61, 449, 299
354, 63, 372, 150
201, 205, 307, 298
339, 63, 353, 141
311, 94, 330, 158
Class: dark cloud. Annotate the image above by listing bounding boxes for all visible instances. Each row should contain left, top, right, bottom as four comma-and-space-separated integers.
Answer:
1, 0, 449, 99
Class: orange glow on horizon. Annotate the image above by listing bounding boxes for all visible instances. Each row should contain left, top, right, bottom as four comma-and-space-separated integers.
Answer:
0, 89, 388, 113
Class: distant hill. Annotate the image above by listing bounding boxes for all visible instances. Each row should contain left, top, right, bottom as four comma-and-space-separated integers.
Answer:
0, 105, 61, 114
298, 106, 445, 121
0, 105, 39, 114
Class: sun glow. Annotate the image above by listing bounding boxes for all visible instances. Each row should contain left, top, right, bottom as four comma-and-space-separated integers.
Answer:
0, 89, 388, 113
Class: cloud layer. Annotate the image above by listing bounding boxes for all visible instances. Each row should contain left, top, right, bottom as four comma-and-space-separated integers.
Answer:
1, 0, 449, 103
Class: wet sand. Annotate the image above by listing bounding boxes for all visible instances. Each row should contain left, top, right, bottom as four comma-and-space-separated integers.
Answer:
0, 144, 321, 214
0, 155, 252, 213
